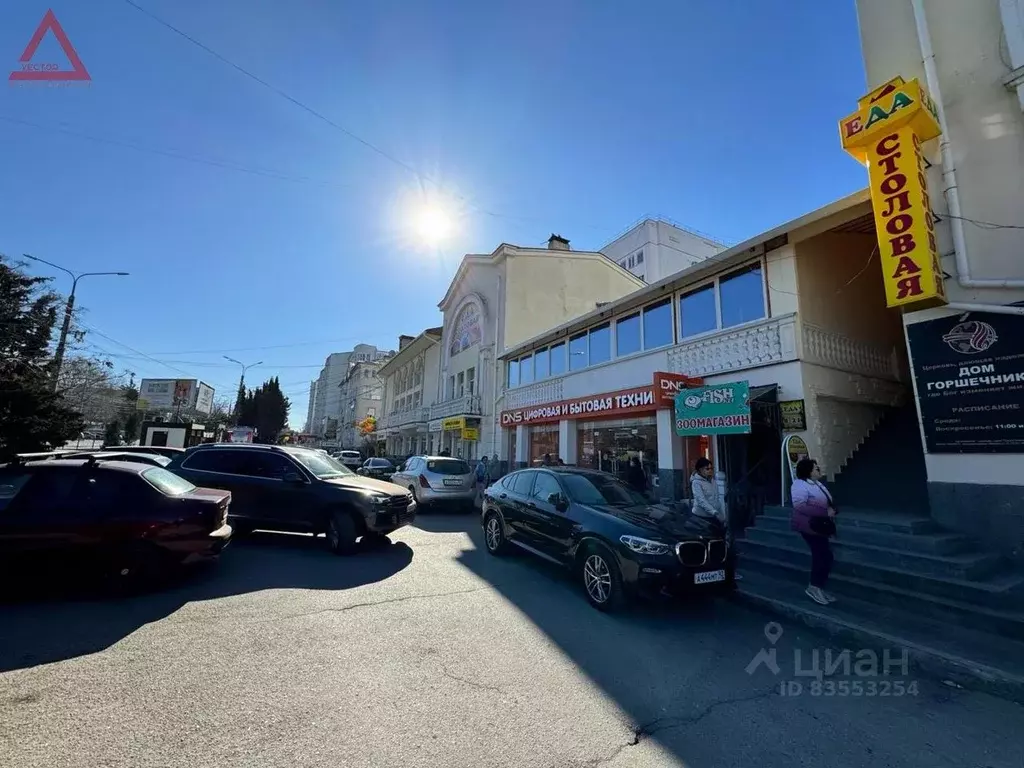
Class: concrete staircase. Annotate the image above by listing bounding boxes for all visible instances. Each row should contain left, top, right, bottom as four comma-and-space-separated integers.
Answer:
734, 404, 1024, 702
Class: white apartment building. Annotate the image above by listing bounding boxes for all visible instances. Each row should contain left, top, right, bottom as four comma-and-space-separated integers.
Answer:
378, 327, 444, 456
601, 217, 726, 283
853, 0, 1024, 554
428, 234, 644, 465
309, 343, 392, 441
303, 380, 317, 434
337, 359, 386, 450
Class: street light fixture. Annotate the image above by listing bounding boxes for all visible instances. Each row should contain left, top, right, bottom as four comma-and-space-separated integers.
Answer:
224, 356, 263, 416
24, 254, 129, 390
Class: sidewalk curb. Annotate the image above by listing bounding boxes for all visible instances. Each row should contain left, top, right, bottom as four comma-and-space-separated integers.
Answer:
732, 587, 1024, 705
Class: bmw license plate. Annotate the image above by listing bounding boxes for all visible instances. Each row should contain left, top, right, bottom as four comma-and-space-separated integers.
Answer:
694, 569, 726, 585
442, 478, 463, 487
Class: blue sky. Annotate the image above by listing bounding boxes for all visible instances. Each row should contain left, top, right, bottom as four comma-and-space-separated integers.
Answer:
1, 0, 868, 426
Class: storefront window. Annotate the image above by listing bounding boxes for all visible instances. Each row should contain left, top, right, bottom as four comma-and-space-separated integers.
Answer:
643, 299, 674, 349
569, 332, 588, 370
508, 359, 520, 388
509, 430, 518, 468
576, 416, 658, 488
535, 347, 550, 380
616, 312, 641, 357
679, 284, 717, 339
590, 323, 611, 366
720, 264, 765, 328
520, 354, 534, 385
528, 425, 559, 465
550, 342, 566, 376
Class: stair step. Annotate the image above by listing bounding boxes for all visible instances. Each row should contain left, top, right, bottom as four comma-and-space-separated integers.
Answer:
733, 571, 1024, 704
748, 516, 972, 555
761, 506, 937, 534
742, 528, 999, 580
736, 538, 1024, 609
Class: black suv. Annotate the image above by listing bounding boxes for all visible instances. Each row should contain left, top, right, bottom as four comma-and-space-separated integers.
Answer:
481, 467, 733, 611
167, 444, 415, 555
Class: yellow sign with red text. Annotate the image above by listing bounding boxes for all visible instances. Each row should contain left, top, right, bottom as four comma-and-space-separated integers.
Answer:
839, 77, 947, 309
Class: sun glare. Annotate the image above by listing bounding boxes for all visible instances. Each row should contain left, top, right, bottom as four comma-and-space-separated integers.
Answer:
413, 205, 453, 245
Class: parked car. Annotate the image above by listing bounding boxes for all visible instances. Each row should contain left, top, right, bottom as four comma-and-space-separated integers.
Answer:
63, 450, 171, 468
100, 445, 186, 460
358, 457, 395, 482
337, 450, 362, 469
166, 444, 415, 554
390, 455, 477, 511
481, 467, 733, 611
0, 457, 232, 584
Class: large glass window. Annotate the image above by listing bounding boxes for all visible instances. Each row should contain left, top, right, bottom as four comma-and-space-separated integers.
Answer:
616, 313, 641, 357
679, 284, 718, 339
466, 367, 475, 395
575, 416, 658, 491
534, 347, 550, 380
507, 359, 520, 388
719, 264, 766, 328
519, 355, 534, 385
528, 424, 560, 465
643, 299, 674, 349
569, 332, 588, 370
589, 324, 611, 366
549, 342, 566, 375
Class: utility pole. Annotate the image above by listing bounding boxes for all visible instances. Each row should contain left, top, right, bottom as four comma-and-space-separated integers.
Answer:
224, 356, 262, 422
24, 254, 129, 391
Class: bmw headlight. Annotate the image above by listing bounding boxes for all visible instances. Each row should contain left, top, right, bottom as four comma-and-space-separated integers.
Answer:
619, 535, 672, 556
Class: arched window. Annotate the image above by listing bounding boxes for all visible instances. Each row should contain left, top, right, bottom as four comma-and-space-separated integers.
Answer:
449, 303, 483, 357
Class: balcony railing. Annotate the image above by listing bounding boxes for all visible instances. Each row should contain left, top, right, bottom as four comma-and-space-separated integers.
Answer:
429, 394, 482, 420
382, 408, 429, 429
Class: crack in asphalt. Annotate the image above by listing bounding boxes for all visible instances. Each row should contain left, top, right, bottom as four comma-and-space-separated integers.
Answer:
276, 585, 492, 621
552, 688, 778, 768
438, 667, 506, 693
632, 686, 779, 740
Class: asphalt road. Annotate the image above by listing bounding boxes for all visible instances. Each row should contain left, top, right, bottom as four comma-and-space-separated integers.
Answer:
2, 513, 1022, 768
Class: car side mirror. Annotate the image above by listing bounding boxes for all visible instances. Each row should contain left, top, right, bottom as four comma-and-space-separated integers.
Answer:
283, 471, 306, 484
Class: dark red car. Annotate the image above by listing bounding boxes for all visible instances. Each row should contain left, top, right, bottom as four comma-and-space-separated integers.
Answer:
0, 457, 232, 585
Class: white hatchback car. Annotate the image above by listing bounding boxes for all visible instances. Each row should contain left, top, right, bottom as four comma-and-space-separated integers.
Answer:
337, 450, 362, 469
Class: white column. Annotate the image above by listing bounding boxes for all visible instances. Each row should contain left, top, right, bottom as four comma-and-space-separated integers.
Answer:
656, 408, 685, 499
559, 419, 576, 464
514, 424, 528, 467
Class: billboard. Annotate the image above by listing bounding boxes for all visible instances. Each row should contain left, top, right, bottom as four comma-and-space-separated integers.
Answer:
194, 382, 215, 414
138, 378, 199, 412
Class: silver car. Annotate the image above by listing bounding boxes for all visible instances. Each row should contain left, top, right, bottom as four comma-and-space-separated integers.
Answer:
390, 455, 478, 510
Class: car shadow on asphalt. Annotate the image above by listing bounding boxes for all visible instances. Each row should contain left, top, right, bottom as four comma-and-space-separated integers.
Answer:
0, 532, 413, 673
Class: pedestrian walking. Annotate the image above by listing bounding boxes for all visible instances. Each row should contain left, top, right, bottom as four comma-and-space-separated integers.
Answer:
790, 458, 837, 606
690, 458, 725, 524
475, 455, 489, 507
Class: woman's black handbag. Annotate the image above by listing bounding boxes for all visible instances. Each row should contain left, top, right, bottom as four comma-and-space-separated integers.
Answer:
809, 516, 837, 537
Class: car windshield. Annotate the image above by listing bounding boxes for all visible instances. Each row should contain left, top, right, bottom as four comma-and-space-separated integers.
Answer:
561, 473, 649, 507
143, 467, 197, 496
286, 448, 354, 478
426, 459, 471, 475
371, 459, 392, 468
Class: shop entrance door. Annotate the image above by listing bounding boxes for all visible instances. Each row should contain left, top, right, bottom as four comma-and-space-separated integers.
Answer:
721, 385, 782, 531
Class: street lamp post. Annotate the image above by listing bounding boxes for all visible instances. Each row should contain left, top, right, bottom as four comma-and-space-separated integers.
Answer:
224, 356, 262, 420
24, 254, 129, 391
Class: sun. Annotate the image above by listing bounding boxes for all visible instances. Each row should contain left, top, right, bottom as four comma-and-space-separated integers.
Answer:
413, 205, 453, 246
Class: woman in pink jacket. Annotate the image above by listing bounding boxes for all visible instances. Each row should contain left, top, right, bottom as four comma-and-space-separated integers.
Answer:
790, 458, 837, 606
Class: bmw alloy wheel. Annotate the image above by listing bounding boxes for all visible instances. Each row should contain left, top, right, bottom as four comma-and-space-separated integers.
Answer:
485, 516, 502, 552
583, 554, 612, 604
